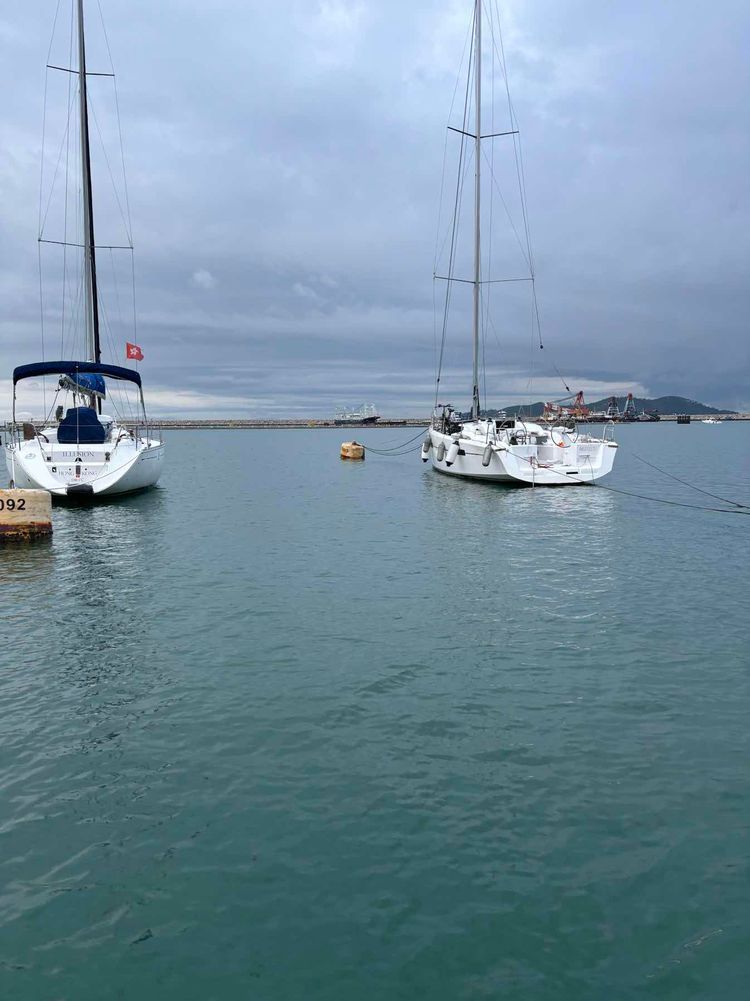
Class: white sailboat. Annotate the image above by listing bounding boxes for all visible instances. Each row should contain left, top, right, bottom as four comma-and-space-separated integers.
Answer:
422, 1, 617, 486
4, 0, 163, 501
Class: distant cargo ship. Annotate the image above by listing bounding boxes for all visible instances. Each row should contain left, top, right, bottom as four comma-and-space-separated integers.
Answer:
334, 404, 380, 426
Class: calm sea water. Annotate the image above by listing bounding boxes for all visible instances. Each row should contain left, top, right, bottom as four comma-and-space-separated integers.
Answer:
1, 423, 748, 1000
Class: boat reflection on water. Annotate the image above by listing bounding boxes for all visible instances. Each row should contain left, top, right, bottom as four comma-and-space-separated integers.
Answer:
421, 468, 619, 622
3, 486, 168, 678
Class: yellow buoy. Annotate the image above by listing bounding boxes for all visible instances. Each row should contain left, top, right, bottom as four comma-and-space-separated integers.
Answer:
0, 489, 53, 542
340, 441, 365, 461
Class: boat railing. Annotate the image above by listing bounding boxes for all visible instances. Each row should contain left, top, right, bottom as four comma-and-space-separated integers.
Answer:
2, 421, 37, 449
1, 418, 163, 449
120, 418, 162, 445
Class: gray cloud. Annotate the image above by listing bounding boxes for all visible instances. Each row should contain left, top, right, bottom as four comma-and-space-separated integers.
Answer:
1, 0, 748, 417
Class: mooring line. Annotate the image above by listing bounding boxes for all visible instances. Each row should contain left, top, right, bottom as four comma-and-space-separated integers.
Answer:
511, 450, 750, 516
361, 429, 426, 456
631, 451, 750, 510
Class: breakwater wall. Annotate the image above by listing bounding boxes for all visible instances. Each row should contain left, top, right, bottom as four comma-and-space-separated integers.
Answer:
3, 415, 747, 433
138, 414, 747, 429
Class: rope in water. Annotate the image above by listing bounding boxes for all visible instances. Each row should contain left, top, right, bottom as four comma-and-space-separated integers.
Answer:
509, 450, 750, 517
360, 429, 426, 456
631, 452, 750, 510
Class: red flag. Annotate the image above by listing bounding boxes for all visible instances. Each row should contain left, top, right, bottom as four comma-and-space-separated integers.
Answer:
126, 342, 144, 361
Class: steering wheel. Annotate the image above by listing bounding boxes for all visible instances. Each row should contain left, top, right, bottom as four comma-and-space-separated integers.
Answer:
550, 426, 571, 448
564, 421, 579, 444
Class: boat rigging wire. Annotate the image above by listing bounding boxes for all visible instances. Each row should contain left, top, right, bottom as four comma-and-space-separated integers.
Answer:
96, 0, 134, 242
38, 0, 67, 411
489, 0, 546, 393
435, 18, 476, 408
37, 243, 47, 416
89, 97, 133, 247
553, 366, 572, 393
61, 0, 75, 357
39, 88, 79, 238
434, 14, 474, 272
492, 0, 534, 277
480, 146, 531, 270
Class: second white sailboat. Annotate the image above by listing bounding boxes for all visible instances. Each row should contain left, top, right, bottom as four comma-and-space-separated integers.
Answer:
422, 0, 617, 486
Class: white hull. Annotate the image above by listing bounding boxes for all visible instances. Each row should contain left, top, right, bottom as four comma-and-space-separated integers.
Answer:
6, 432, 163, 499
424, 420, 617, 486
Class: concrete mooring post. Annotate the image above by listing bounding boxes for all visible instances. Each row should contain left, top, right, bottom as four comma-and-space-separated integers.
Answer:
0, 489, 53, 541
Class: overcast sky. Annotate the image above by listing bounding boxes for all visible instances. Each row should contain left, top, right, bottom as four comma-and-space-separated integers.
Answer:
1, 0, 748, 417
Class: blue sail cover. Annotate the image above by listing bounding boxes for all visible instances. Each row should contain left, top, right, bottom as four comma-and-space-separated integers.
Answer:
68, 372, 106, 397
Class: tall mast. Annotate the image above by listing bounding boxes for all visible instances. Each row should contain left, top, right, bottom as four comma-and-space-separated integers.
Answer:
471, 0, 481, 419
77, 0, 101, 363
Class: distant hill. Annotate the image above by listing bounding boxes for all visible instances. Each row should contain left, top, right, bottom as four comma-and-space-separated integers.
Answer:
483, 396, 736, 418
